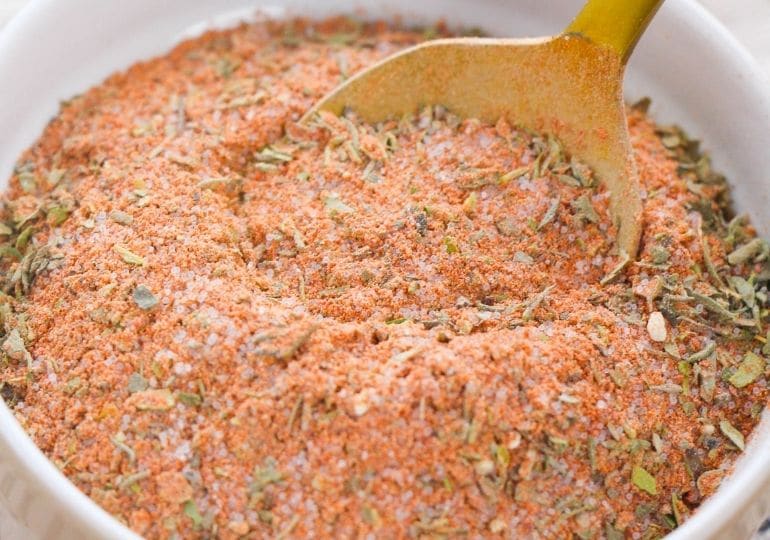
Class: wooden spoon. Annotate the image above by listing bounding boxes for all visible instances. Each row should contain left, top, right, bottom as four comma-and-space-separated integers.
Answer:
305, 0, 664, 257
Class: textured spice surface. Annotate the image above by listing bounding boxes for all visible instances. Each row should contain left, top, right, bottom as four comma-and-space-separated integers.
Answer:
1, 17, 769, 540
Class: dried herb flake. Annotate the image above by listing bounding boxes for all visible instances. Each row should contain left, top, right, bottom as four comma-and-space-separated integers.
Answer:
114, 245, 146, 266
133, 285, 159, 310
719, 419, 745, 451
631, 466, 657, 496
728, 352, 765, 388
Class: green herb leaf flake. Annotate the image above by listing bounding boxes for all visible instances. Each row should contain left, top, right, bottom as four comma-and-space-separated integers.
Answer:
650, 245, 670, 265
571, 194, 600, 224
132, 285, 159, 310
109, 210, 134, 225
671, 492, 688, 526
684, 341, 716, 364
498, 166, 529, 186
444, 236, 460, 254
523, 285, 555, 322
127, 373, 148, 393
631, 466, 657, 495
537, 196, 560, 231
114, 245, 146, 266
719, 420, 745, 451
46, 206, 69, 227
118, 470, 150, 491
462, 192, 478, 215
178, 391, 203, 407
2, 328, 31, 363
18, 171, 37, 193
15, 227, 33, 251
495, 218, 518, 237
47, 168, 66, 187
184, 500, 204, 528
255, 146, 293, 164
323, 193, 355, 215
128, 388, 175, 411
727, 238, 766, 266
513, 251, 534, 265
0, 245, 21, 261
197, 176, 233, 190
600, 251, 631, 286
605, 523, 625, 540
728, 352, 765, 388
361, 505, 382, 528
729, 276, 755, 308
251, 457, 285, 494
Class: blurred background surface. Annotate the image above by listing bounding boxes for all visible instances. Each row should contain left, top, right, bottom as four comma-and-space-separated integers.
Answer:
1, 0, 770, 78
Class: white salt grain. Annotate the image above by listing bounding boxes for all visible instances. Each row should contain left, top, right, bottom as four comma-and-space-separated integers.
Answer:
647, 311, 667, 342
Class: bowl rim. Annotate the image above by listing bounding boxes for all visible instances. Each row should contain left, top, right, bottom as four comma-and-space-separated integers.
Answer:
653, 3, 770, 538
1, 0, 769, 538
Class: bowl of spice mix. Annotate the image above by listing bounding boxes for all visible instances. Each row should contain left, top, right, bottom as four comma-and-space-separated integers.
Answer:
1, 0, 770, 539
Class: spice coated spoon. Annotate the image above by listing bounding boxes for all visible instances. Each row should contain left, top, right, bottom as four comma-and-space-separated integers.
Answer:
305, 0, 665, 258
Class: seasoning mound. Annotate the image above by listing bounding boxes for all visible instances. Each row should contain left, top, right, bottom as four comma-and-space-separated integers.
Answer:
1, 17, 768, 540
248, 108, 612, 328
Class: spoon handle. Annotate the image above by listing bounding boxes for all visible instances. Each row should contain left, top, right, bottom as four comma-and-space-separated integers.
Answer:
565, 0, 664, 63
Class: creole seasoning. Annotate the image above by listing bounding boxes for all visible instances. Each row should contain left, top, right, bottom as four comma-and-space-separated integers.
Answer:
0, 17, 768, 540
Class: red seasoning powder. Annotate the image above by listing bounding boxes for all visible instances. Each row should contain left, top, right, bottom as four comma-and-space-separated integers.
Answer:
1, 17, 768, 540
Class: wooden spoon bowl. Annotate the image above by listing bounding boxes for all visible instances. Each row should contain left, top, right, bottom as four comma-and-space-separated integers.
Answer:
305, 0, 664, 257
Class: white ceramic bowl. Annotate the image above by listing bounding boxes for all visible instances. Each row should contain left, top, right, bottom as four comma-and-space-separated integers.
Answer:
1, 1, 770, 538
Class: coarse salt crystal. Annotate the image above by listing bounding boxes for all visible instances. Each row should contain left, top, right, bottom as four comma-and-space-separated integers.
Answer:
353, 399, 369, 416
647, 311, 667, 342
